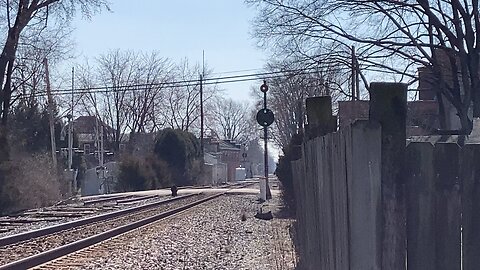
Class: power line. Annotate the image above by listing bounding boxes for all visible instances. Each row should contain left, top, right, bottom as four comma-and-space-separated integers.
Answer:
210, 67, 265, 76
14, 66, 350, 99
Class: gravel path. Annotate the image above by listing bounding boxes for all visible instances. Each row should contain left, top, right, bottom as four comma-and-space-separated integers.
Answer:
43, 194, 297, 270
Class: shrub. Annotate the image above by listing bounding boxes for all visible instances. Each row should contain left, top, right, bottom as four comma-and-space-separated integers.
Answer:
144, 154, 172, 189
154, 128, 202, 186
0, 153, 62, 214
275, 132, 304, 215
116, 155, 147, 192
116, 154, 171, 192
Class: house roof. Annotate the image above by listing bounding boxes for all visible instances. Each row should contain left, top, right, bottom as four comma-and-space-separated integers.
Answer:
73, 116, 114, 134
218, 140, 241, 151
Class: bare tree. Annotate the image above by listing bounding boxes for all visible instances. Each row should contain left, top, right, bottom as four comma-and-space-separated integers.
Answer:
209, 96, 254, 144
13, 25, 73, 107
0, 0, 108, 161
76, 51, 175, 151
93, 50, 136, 150
126, 52, 172, 134
251, 59, 344, 150
76, 59, 100, 117
0, 0, 108, 123
248, 0, 480, 133
159, 59, 216, 133
76, 55, 218, 147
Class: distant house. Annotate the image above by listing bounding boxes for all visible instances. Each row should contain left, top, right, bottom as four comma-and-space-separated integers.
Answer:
204, 138, 242, 182
71, 116, 116, 155
414, 48, 474, 130
203, 152, 227, 185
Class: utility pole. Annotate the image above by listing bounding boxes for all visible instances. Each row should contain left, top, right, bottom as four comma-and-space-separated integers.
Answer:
351, 46, 361, 100
100, 125, 104, 168
43, 58, 57, 170
68, 67, 74, 171
100, 125, 106, 193
200, 50, 205, 155
351, 46, 356, 101
69, 67, 75, 194
95, 117, 99, 161
355, 48, 360, 100
200, 73, 204, 155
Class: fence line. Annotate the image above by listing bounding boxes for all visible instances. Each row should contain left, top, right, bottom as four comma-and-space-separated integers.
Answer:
292, 120, 382, 269
292, 83, 480, 269
293, 132, 480, 269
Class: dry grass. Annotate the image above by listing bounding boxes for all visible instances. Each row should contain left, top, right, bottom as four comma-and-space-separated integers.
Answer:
1, 152, 63, 213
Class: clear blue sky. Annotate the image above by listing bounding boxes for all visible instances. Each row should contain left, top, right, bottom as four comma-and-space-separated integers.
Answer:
71, 0, 266, 102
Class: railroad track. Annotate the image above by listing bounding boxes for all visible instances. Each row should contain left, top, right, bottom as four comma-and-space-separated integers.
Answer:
0, 183, 251, 235
0, 194, 172, 236
0, 182, 256, 269
79, 182, 240, 205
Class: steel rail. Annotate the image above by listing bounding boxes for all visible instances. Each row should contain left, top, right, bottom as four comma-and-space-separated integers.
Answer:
0, 193, 197, 247
82, 195, 131, 205
0, 193, 224, 270
116, 194, 159, 204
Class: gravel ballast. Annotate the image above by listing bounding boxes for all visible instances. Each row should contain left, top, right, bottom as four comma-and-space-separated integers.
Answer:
0, 195, 190, 238
55, 194, 297, 270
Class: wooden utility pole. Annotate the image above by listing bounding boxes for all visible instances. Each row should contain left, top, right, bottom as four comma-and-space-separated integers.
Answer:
200, 73, 204, 155
200, 51, 205, 155
100, 125, 104, 168
351, 46, 356, 101
43, 58, 57, 169
68, 68, 74, 171
351, 46, 361, 100
355, 54, 360, 100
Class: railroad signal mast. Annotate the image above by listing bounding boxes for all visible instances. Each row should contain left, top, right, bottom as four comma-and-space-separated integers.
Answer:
256, 80, 274, 201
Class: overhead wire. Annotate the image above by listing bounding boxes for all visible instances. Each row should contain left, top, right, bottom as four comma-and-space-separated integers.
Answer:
209, 67, 264, 76
14, 66, 350, 99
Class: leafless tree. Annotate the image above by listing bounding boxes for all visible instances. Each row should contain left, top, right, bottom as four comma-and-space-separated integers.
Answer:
13, 25, 73, 107
159, 59, 216, 133
96, 50, 137, 150
77, 50, 170, 150
0, 0, 109, 160
0, 0, 108, 123
76, 54, 219, 147
251, 59, 344, 150
209, 96, 254, 144
76, 59, 100, 118
248, 0, 480, 133
126, 52, 172, 134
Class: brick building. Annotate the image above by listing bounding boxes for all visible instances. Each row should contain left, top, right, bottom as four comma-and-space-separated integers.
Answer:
338, 96, 440, 137
204, 138, 241, 182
